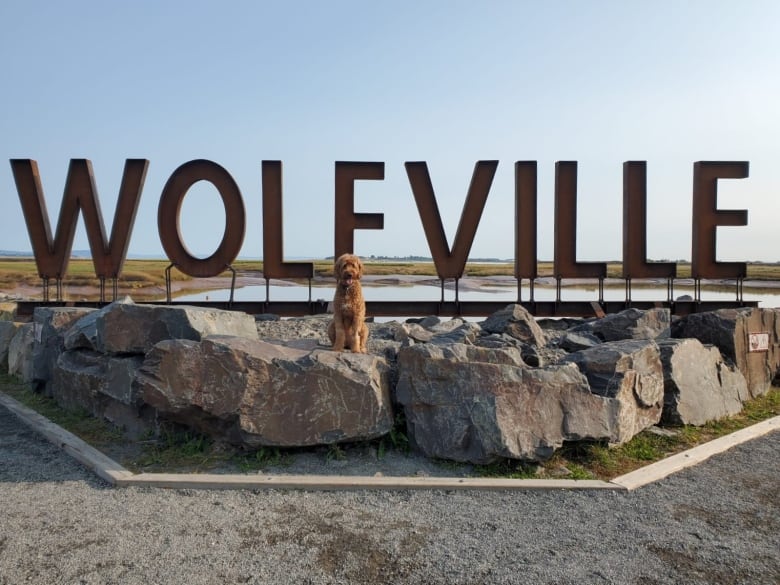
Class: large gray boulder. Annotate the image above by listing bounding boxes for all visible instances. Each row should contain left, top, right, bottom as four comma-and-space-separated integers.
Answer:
135, 336, 393, 447
8, 323, 34, 382
394, 322, 434, 344
32, 307, 96, 394
672, 308, 780, 398
51, 350, 106, 414
62, 296, 134, 351
65, 300, 259, 355
51, 350, 149, 436
396, 343, 616, 464
0, 321, 22, 371
570, 308, 670, 342
394, 319, 481, 346
561, 340, 665, 443
657, 338, 747, 426
559, 330, 602, 353
480, 304, 547, 347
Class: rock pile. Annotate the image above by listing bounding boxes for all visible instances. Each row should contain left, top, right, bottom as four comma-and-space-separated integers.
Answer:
0, 300, 777, 464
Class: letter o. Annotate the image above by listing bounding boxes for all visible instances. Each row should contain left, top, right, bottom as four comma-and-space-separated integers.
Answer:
158, 159, 246, 278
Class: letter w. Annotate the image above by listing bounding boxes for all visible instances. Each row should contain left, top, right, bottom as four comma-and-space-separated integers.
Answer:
10, 159, 148, 280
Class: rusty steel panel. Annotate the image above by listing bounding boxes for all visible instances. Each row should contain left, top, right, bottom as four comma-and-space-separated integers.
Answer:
554, 162, 607, 279
157, 159, 245, 278
622, 161, 676, 279
406, 160, 498, 280
514, 161, 537, 279
691, 161, 749, 279
261, 161, 314, 279
14, 299, 759, 319
11, 158, 148, 279
334, 161, 385, 259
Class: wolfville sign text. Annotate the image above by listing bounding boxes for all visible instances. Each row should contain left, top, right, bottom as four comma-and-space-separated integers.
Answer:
8, 159, 755, 317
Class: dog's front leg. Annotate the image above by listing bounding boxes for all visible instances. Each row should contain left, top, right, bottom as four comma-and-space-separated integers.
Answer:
333, 323, 346, 351
348, 329, 363, 353
358, 324, 369, 353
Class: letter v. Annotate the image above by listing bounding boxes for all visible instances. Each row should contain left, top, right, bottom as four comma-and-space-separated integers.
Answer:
405, 161, 498, 279
10, 159, 148, 280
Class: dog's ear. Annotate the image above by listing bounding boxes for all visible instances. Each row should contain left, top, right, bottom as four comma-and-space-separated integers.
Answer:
334, 254, 344, 276
356, 256, 364, 278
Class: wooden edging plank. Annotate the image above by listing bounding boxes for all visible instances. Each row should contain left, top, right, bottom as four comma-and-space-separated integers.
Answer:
118, 473, 618, 491
2, 390, 777, 492
0, 392, 134, 485
611, 415, 780, 490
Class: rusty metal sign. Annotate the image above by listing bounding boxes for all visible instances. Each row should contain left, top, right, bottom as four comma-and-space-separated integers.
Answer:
405, 160, 497, 280
158, 159, 245, 278
692, 161, 749, 280
11, 158, 148, 280
8, 158, 755, 314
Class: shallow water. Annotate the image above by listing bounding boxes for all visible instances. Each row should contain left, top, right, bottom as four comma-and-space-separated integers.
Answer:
175, 281, 780, 309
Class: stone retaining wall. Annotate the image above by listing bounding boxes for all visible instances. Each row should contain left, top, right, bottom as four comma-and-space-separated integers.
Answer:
0, 299, 777, 464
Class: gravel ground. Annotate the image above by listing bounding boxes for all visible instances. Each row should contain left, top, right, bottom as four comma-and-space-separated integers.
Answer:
1, 405, 778, 585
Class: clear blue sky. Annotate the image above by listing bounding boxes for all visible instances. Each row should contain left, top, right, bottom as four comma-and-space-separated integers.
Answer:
1, 1, 778, 263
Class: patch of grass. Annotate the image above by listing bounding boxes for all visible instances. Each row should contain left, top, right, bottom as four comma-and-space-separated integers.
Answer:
325, 443, 346, 462
234, 446, 290, 472
387, 412, 410, 453
0, 374, 122, 446
472, 459, 541, 480
0, 258, 193, 300
128, 427, 221, 472
3, 257, 777, 283
742, 387, 780, 419
371, 412, 411, 459
472, 459, 539, 479
565, 463, 597, 480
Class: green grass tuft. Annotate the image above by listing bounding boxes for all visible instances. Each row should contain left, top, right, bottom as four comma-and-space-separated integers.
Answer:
129, 427, 218, 472
0, 374, 123, 446
234, 446, 290, 472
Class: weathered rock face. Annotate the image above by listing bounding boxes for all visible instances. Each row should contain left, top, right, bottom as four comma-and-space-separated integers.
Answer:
135, 336, 394, 447
62, 296, 133, 351
672, 308, 780, 398
52, 350, 149, 435
32, 307, 96, 394
537, 317, 589, 333
561, 340, 665, 443
242, 347, 393, 446
255, 314, 330, 343
480, 304, 547, 347
16, 301, 768, 463
8, 323, 35, 382
559, 330, 602, 353
0, 321, 22, 371
52, 351, 105, 413
657, 338, 747, 426
65, 300, 259, 354
29, 301, 259, 436
396, 343, 617, 464
395, 319, 482, 346
569, 308, 670, 342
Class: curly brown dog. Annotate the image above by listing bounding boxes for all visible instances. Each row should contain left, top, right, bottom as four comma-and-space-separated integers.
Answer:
327, 253, 368, 353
